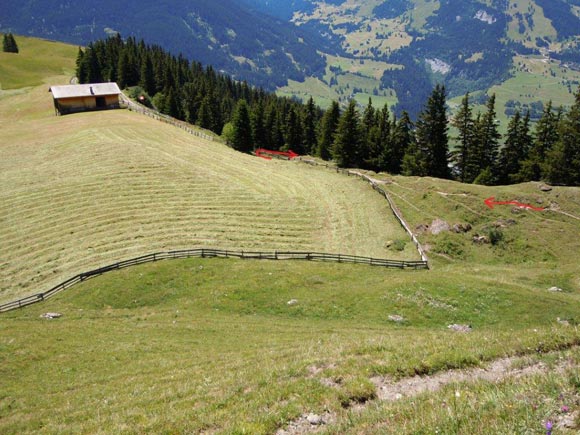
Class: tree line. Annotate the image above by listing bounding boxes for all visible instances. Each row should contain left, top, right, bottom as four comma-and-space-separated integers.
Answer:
78, 34, 580, 186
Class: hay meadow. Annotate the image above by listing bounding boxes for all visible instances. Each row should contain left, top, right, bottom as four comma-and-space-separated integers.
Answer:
1, 37, 579, 434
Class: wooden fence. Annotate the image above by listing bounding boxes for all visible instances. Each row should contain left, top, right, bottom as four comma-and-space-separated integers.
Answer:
120, 94, 216, 142
0, 248, 428, 313
298, 159, 429, 263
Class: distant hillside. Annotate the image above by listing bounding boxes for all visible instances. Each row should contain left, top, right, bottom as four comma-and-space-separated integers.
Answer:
282, 0, 580, 117
0, 0, 341, 90
3, 1, 580, 117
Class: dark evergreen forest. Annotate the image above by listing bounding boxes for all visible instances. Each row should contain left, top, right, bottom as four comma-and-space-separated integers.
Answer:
79, 35, 580, 187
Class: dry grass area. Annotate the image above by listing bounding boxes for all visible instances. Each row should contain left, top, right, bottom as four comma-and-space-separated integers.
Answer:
0, 80, 415, 303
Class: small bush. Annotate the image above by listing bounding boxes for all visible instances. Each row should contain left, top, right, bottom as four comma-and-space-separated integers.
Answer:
392, 239, 407, 251
433, 233, 465, 258
128, 86, 154, 108
486, 227, 504, 246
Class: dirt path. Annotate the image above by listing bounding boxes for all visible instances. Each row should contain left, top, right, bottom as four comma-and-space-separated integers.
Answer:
277, 351, 576, 434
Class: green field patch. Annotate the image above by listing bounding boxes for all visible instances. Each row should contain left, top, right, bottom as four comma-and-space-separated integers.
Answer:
0, 35, 77, 90
449, 54, 580, 132
1, 258, 579, 433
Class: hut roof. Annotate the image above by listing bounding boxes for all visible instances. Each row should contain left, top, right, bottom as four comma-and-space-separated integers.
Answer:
49, 83, 121, 99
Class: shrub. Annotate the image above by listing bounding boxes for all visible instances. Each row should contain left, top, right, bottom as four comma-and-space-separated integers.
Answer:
486, 227, 504, 246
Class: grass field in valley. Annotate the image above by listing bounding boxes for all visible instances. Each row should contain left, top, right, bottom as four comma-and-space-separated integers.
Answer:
1, 37, 580, 434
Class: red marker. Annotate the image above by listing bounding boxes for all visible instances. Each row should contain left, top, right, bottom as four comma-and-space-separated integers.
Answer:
484, 197, 544, 211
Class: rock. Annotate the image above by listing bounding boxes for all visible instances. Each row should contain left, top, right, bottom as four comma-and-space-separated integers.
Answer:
511, 207, 523, 214
472, 234, 490, 244
557, 411, 579, 429
40, 312, 62, 319
415, 224, 430, 233
448, 324, 472, 332
388, 314, 405, 323
493, 219, 516, 228
548, 286, 563, 292
452, 223, 472, 233
306, 413, 322, 425
287, 299, 298, 306
557, 317, 570, 326
385, 240, 393, 248
539, 184, 553, 192
430, 219, 450, 235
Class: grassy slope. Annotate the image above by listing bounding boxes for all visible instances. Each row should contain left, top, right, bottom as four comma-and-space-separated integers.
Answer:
0, 36, 77, 91
0, 38, 415, 304
1, 37, 580, 434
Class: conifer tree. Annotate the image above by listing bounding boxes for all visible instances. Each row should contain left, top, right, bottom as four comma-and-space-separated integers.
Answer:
367, 104, 390, 171
2, 33, 19, 53
333, 100, 362, 168
139, 54, 156, 96
196, 96, 213, 130
75, 48, 87, 83
251, 100, 267, 149
412, 84, 449, 178
317, 101, 340, 160
285, 106, 304, 153
498, 110, 531, 184
451, 93, 475, 182
302, 97, 318, 155
82, 45, 103, 83
473, 94, 501, 184
386, 111, 413, 175
164, 87, 181, 119
518, 101, 560, 181
231, 100, 253, 153
546, 87, 580, 185
362, 97, 376, 136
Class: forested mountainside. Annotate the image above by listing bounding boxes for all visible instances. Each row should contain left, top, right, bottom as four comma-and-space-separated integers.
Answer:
0, 0, 340, 89
284, 0, 580, 116
77, 34, 580, 187
2, 0, 580, 117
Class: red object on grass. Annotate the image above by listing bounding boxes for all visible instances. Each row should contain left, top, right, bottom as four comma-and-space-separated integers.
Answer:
255, 148, 299, 160
484, 196, 545, 211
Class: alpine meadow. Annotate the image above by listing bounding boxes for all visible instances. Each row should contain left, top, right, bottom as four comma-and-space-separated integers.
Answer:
1, 9, 580, 435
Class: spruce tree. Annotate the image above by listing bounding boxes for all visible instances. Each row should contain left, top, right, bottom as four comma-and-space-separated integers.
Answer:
518, 101, 560, 181
451, 93, 475, 182
264, 104, 279, 150
498, 111, 531, 185
83, 46, 103, 83
285, 106, 304, 153
475, 94, 501, 183
413, 84, 449, 178
368, 104, 391, 172
546, 88, 580, 185
231, 100, 253, 153
387, 111, 413, 175
317, 101, 340, 160
251, 100, 267, 149
139, 54, 156, 96
333, 100, 362, 168
164, 87, 181, 119
2, 33, 19, 53
196, 96, 213, 130
302, 97, 318, 155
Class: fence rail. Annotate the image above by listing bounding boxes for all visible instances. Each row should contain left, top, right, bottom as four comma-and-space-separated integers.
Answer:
298, 159, 429, 263
0, 248, 427, 313
120, 94, 216, 142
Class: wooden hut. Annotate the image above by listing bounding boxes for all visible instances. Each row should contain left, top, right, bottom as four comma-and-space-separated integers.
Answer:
49, 83, 122, 115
